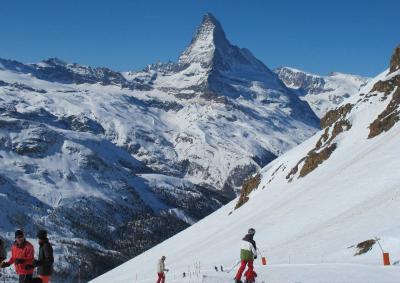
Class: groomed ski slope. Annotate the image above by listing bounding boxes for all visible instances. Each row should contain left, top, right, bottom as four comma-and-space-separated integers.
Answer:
91, 69, 400, 283
90, 264, 399, 283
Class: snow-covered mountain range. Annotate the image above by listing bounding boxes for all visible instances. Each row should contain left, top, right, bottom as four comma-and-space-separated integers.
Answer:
92, 46, 400, 283
275, 67, 369, 117
0, 13, 320, 281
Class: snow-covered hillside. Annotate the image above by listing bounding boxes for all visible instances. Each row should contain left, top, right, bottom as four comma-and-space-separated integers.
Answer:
0, 13, 319, 281
92, 47, 400, 283
275, 67, 369, 117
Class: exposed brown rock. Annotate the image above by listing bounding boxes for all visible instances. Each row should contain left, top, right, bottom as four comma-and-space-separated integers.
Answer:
354, 239, 376, 256
390, 46, 400, 73
235, 174, 261, 209
370, 75, 400, 95
315, 128, 329, 149
367, 50, 400, 139
330, 119, 352, 142
286, 157, 306, 182
321, 103, 353, 128
368, 87, 400, 138
299, 143, 337, 177
287, 106, 351, 181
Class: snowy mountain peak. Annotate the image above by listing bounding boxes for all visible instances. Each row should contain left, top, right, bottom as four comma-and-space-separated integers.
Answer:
178, 13, 229, 67
390, 45, 400, 73
201, 13, 225, 35
177, 13, 271, 74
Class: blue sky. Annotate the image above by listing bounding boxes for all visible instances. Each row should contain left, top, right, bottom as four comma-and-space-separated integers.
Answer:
0, 0, 398, 76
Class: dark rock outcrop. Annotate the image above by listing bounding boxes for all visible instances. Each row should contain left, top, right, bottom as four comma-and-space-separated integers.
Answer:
320, 103, 353, 128
235, 174, 261, 209
390, 46, 400, 73
369, 87, 400, 138
368, 45, 400, 138
287, 104, 352, 181
299, 143, 337, 177
354, 239, 376, 256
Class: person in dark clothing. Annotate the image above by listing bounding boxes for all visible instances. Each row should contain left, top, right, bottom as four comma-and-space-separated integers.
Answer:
235, 228, 258, 283
0, 237, 6, 280
0, 230, 35, 283
32, 230, 54, 283
0, 237, 6, 262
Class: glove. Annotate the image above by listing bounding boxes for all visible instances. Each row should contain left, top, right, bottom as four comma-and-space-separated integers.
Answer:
254, 255, 258, 259
24, 264, 34, 270
0, 262, 11, 268
15, 258, 25, 264
165, 269, 169, 272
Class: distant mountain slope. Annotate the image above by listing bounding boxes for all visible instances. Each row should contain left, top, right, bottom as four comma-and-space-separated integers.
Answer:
275, 66, 369, 117
92, 46, 400, 283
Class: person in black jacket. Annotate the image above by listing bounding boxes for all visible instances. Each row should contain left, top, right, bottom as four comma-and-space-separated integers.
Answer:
0, 237, 6, 280
33, 230, 54, 283
0, 237, 6, 262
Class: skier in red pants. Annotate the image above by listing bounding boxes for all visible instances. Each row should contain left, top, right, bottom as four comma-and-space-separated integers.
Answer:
235, 228, 258, 283
156, 256, 169, 283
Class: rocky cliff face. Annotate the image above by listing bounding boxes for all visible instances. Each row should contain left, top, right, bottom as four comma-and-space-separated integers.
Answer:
368, 46, 400, 139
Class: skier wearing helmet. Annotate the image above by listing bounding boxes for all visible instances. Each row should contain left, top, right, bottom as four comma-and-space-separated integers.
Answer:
234, 228, 258, 283
156, 256, 169, 283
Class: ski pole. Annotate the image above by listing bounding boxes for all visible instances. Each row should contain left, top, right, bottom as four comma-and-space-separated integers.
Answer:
226, 260, 241, 273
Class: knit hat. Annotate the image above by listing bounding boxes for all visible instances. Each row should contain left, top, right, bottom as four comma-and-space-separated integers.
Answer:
36, 229, 48, 240
15, 229, 24, 238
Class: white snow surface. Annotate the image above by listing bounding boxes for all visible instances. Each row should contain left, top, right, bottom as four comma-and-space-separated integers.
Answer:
91, 67, 400, 283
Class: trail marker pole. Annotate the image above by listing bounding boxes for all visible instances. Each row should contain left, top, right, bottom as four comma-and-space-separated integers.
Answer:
375, 237, 391, 266
375, 237, 384, 253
